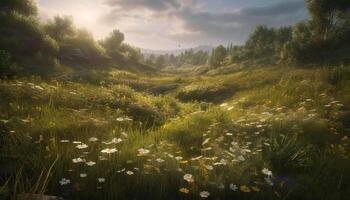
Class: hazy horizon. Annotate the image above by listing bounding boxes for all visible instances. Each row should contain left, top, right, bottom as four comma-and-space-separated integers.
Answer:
37, 0, 307, 50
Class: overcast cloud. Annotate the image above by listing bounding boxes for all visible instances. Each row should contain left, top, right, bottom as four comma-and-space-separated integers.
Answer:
37, 0, 307, 50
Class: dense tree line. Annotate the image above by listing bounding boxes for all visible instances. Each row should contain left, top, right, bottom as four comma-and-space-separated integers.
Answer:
0, 0, 143, 77
144, 49, 209, 68
209, 0, 350, 67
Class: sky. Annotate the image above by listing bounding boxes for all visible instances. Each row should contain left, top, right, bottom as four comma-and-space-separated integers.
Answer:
37, 0, 307, 50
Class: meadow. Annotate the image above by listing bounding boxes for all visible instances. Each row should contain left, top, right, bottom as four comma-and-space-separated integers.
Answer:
1, 66, 350, 200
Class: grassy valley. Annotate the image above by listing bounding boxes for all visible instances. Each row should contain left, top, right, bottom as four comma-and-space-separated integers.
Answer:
1, 0, 350, 199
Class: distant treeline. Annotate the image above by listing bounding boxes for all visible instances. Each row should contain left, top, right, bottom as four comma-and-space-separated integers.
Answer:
148, 0, 350, 68
0, 0, 144, 77
143, 50, 209, 68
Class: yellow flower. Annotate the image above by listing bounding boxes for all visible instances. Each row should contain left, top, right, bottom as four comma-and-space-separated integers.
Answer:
251, 186, 260, 192
240, 185, 251, 192
179, 187, 189, 194
180, 160, 188, 164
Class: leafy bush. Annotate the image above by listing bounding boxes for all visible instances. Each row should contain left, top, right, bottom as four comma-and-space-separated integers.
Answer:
0, 50, 21, 78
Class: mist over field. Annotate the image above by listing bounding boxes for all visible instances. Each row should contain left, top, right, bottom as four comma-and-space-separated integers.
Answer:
1, 0, 350, 200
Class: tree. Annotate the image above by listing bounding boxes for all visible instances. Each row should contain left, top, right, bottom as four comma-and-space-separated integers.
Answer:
0, 0, 59, 76
209, 45, 227, 67
245, 26, 276, 58
100, 30, 125, 55
155, 55, 166, 68
120, 44, 143, 62
306, 0, 350, 41
44, 16, 75, 43
0, 0, 37, 16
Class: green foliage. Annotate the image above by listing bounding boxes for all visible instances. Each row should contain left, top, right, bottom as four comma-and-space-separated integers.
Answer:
209, 45, 227, 67
0, 9, 59, 76
145, 50, 209, 68
44, 16, 76, 43
100, 29, 125, 56
306, 0, 350, 41
0, 50, 21, 78
0, 0, 37, 16
120, 44, 143, 62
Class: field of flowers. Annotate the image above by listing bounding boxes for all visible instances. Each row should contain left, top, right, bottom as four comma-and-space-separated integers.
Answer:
0, 66, 350, 199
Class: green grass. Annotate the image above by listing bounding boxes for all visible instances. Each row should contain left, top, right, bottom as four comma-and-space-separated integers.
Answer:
0, 66, 350, 199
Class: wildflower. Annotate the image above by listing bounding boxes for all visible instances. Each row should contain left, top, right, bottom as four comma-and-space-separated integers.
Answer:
116, 117, 124, 122
263, 142, 270, 146
80, 173, 87, 178
229, 184, 238, 191
59, 178, 71, 186
98, 178, 105, 183
227, 106, 234, 111
183, 174, 194, 183
220, 103, 228, 107
240, 185, 251, 192
76, 143, 88, 149
261, 168, 273, 176
86, 161, 96, 166
191, 156, 203, 161
202, 138, 210, 145
89, 137, 98, 142
101, 148, 118, 154
126, 171, 134, 175
251, 186, 260, 192
99, 156, 108, 160
72, 141, 82, 144
111, 138, 122, 144
238, 155, 245, 161
199, 191, 210, 198
201, 147, 212, 151
175, 156, 183, 160
231, 141, 238, 146
117, 168, 126, 173
60, 140, 69, 143
156, 158, 165, 163
226, 132, 233, 136
34, 85, 44, 91
179, 187, 189, 194
121, 132, 128, 138
102, 138, 122, 145
72, 158, 86, 163
137, 148, 150, 156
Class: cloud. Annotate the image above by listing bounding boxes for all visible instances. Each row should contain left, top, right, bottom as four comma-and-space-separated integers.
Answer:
105, 0, 181, 11
169, 0, 306, 44
100, 0, 306, 48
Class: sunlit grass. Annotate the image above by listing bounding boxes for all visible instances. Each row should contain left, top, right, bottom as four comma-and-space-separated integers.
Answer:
1, 66, 350, 199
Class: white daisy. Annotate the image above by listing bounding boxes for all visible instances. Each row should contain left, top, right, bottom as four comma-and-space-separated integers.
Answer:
59, 178, 71, 186
76, 143, 88, 149
88, 137, 98, 142
126, 171, 134, 175
80, 173, 87, 178
101, 148, 118, 154
86, 161, 96, 166
183, 174, 194, 183
229, 184, 238, 191
72, 158, 86, 163
98, 178, 105, 183
199, 191, 210, 198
